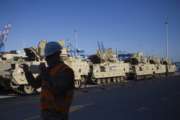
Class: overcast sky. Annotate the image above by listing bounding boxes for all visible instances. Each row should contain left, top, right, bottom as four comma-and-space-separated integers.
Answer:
0, 0, 180, 61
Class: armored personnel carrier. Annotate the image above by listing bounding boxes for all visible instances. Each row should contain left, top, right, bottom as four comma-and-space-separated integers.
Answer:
0, 48, 42, 94
175, 62, 180, 71
149, 56, 166, 77
63, 56, 90, 88
37, 40, 90, 88
126, 52, 156, 80
88, 48, 128, 85
161, 58, 176, 75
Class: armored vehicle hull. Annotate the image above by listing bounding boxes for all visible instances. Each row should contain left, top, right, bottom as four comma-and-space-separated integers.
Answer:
37, 40, 91, 88
90, 61, 128, 84
63, 57, 90, 88
88, 47, 129, 85
129, 63, 155, 80
153, 64, 166, 77
0, 60, 41, 94
0, 48, 42, 94
166, 64, 176, 75
161, 58, 176, 75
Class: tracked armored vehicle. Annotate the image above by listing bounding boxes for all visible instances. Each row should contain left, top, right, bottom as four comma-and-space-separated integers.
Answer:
63, 56, 90, 88
0, 48, 42, 94
37, 40, 90, 88
162, 58, 176, 75
149, 56, 166, 78
126, 52, 156, 80
88, 48, 128, 85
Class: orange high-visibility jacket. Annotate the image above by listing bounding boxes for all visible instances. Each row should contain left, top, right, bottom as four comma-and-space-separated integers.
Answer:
40, 63, 74, 113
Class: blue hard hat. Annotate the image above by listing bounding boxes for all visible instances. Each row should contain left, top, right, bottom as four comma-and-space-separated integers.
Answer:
44, 41, 62, 57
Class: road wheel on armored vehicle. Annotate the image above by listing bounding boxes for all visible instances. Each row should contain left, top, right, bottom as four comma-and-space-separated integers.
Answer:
80, 76, 88, 88
74, 81, 81, 88
74, 75, 88, 88
107, 78, 111, 84
96, 79, 102, 85
9, 82, 34, 95
23, 85, 34, 94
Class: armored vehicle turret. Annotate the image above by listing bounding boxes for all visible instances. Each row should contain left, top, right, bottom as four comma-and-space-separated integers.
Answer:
88, 48, 128, 85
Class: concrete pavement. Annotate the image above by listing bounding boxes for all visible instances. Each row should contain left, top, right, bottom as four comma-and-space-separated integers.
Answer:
0, 76, 180, 120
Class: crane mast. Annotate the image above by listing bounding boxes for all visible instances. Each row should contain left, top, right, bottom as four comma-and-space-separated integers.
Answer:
0, 24, 12, 51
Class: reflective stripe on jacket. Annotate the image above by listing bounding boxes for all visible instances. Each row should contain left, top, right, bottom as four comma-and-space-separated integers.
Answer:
40, 63, 74, 113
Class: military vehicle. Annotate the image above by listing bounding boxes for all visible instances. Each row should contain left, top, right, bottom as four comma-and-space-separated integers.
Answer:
161, 58, 176, 75
148, 56, 166, 78
175, 62, 180, 71
126, 52, 156, 80
36, 40, 90, 88
0, 40, 90, 93
1, 39, 176, 94
88, 48, 128, 85
63, 56, 90, 88
0, 48, 42, 94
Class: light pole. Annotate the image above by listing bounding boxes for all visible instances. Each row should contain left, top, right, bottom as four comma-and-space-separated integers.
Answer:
165, 17, 169, 59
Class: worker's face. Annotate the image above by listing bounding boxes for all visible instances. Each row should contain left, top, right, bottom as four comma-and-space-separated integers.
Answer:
45, 51, 61, 66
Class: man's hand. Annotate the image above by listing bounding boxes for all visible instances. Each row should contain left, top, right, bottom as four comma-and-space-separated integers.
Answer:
39, 63, 49, 80
20, 64, 29, 73
39, 62, 47, 73
20, 64, 42, 89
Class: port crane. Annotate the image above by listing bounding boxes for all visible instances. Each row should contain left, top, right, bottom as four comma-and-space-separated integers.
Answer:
0, 24, 11, 51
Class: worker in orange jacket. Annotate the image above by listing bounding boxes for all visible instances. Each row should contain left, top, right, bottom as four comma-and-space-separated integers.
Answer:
22, 41, 75, 120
